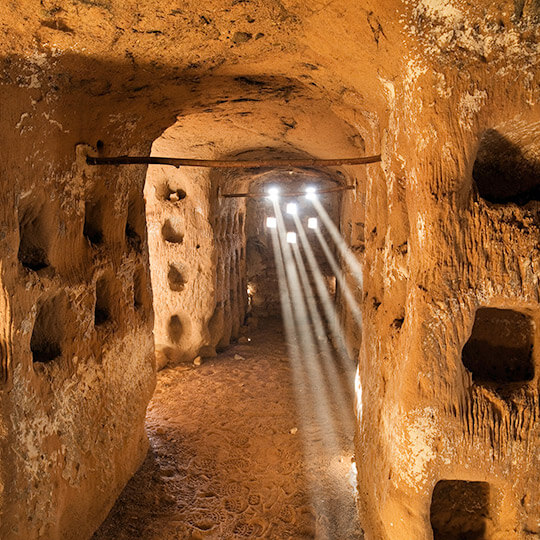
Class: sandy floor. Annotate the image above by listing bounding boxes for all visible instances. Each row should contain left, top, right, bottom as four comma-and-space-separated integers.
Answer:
93, 318, 362, 539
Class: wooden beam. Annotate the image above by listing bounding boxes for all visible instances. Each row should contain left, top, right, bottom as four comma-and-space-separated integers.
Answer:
221, 185, 355, 198
86, 154, 381, 169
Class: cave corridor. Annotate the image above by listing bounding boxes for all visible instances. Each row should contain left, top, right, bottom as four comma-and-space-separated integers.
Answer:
0, 1, 539, 539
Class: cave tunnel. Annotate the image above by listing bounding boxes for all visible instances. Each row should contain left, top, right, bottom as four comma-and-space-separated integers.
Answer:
1, 1, 540, 540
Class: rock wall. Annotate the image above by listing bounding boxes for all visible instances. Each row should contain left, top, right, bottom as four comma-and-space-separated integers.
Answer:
356, 2, 540, 539
145, 155, 218, 367
0, 80, 157, 539
3, 1, 539, 538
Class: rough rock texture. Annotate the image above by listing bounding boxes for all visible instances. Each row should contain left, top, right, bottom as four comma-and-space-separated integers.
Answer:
355, 3, 540, 539
1, 0, 539, 538
92, 319, 361, 539
0, 136, 156, 539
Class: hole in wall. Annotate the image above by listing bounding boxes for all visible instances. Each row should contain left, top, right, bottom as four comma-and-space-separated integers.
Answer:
462, 307, 534, 385
430, 480, 490, 540
168, 315, 183, 343
84, 199, 105, 245
391, 317, 404, 330
0, 339, 8, 384
158, 182, 187, 203
133, 266, 149, 310
167, 263, 187, 292
18, 198, 51, 271
161, 219, 184, 244
473, 123, 540, 205
96, 139, 104, 151
95, 276, 113, 326
31, 294, 66, 363
126, 191, 145, 252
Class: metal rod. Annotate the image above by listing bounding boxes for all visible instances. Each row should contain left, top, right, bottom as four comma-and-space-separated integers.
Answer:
86, 154, 381, 169
221, 185, 355, 198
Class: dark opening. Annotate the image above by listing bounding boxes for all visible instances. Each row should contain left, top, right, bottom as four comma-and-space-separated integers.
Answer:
159, 182, 187, 203
126, 192, 145, 252
167, 263, 186, 292
133, 266, 149, 310
473, 128, 540, 205
462, 308, 534, 385
161, 219, 184, 244
95, 276, 112, 326
84, 199, 104, 245
168, 315, 183, 343
0, 339, 8, 384
430, 480, 490, 540
31, 294, 65, 363
18, 200, 51, 271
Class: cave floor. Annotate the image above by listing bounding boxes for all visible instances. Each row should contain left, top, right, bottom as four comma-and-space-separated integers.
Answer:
93, 317, 362, 539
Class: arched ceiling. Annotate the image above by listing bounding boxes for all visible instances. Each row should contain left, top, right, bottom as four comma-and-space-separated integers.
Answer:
1, 0, 538, 184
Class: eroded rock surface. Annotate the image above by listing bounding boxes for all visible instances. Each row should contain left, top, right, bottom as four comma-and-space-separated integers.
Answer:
0, 0, 538, 538
92, 319, 361, 539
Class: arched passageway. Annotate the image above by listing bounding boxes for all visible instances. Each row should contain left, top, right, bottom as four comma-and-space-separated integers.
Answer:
94, 80, 367, 538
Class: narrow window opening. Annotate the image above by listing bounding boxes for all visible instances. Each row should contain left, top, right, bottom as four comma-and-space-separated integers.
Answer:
161, 218, 184, 244
84, 199, 104, 245
18, 199, 51, 271
430, 480, 490, 540
462, 307, 534, 385
31, 294, 66, 363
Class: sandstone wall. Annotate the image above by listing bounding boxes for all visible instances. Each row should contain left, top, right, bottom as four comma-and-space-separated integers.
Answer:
4, 1, 539, 539
356, 3, 540, 538
0, 75, 157, 538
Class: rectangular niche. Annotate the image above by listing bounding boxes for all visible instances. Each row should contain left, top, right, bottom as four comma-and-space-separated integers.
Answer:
18, 196, 53, 271
430, 480, 490, 540
31, 293, 67, 363
462, 308, 534, 385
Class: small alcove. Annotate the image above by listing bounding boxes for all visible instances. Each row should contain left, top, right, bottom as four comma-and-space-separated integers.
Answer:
167, 263, 187, 292
18, 197, 52, 271
168, 315, 183, 343
462, 307, 534, 386
133, 266, 150, 311
158, 181, 187, 203
126, 190, 145, 251
31, 294, 66, 363
473, 122, 540, 205
84, 198, 105, 245
161, 218, 184, 244
95, 275, 119, 327
430, 480, 490, 540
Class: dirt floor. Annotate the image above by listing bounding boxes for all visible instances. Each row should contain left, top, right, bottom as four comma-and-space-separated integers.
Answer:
93, 318, 362, 539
